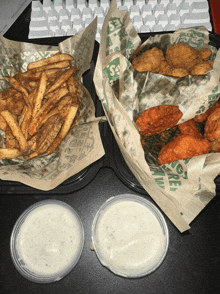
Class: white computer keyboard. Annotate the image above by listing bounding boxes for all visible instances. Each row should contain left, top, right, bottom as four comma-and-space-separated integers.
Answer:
28, 0, 212, 42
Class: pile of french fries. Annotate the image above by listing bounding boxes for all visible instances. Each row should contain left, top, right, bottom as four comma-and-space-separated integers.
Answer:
0, 53, 80, 160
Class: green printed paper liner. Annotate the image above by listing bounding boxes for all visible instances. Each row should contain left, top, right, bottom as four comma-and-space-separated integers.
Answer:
0, 18, 105, 191
94, 0, 220, 232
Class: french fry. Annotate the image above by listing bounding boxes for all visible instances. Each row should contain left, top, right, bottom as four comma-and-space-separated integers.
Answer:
5, 125, 19, 149
32, 72, 47, 117
1, 110, 28, 152
4, 76, 30, 106
36, 114, 64, 154
47, 105, 79, 154
27, 53, 73, 70
28, 86, 69, 136
20, 106, 32, 139
45, 67, 76, 95
0, 115, 7, 131
0, 148, 21, 159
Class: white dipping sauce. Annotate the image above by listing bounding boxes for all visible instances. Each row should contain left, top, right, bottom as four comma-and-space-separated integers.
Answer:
15, 201, 83, 278
93, 196, 168, 277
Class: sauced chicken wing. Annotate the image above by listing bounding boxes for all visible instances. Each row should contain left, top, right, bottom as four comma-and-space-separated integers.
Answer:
157, 134, 211, 165
194, 101, 220, 123
136, 105, 182, 137
204, 107, 220, 141
178, 119, 203, 139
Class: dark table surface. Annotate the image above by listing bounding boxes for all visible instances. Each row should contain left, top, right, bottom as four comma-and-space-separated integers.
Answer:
1, 3, 220, 294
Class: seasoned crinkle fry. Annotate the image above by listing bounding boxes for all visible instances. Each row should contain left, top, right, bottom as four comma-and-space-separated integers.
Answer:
0, 52, 81, 160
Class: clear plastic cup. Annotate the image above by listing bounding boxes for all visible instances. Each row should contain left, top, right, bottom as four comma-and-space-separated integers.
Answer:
10, 199, 84, 283
92, 194, 169, 278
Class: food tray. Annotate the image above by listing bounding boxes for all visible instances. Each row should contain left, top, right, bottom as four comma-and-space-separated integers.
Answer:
1, 8, 220, 195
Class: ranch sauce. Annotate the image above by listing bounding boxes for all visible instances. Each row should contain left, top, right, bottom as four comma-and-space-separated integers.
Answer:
15, 202, 83, 277
94, 198, 167, 277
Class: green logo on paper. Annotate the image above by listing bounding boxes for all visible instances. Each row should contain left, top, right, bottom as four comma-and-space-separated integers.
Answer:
103, 57, 120, 84
107, 17, 123, 34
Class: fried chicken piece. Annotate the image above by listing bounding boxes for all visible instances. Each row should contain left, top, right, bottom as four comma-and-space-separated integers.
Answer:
198, 48, 212, 60
157, 134, 211, 165
159, 61, 189, 78
210, 138, 220, 152
136, 105, 183, 136
191, 61, 213, 75
204, 107, 220, 141
170, 67, 189, 78
194, 101, 220, 123
166, 43, 200, 72
132, 47, 165, 73
178, 119, 203, 139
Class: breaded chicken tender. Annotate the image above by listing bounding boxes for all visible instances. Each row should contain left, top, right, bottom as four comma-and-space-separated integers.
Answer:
132, 47, 165, 73
191, 61, 213, 75
136, 105, 182, 136
194, 101, 220, 123
157, 134, 211, 165
204, 107, 220, 141
166, 43, 200, 72
178, 119, 203, 139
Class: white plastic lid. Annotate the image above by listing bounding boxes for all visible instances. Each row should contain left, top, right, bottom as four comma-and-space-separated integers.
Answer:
10, 200, 84, 283
92, 194, 169, 278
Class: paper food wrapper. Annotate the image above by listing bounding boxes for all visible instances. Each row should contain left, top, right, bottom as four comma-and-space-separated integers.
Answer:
0, 18, 105, 191
94, 0, 220, 232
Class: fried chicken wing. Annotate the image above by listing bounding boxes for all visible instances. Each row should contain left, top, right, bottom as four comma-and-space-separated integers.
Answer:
204, 107, 220, 141
198, 48, 212, 60
194, 101, 220, 123
132, 47, 165, 73
166, 43, 200, 72
178, 119, 203, 139
136, 105, 183, 136
157, 134, 211, 165
191, 61, 213, 75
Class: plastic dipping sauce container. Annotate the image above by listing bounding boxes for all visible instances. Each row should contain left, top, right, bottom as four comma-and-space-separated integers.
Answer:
10, 200, 84, 283
92, 194, 169, 278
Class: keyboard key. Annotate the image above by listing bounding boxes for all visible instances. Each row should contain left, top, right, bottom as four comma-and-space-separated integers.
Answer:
65, 0, 75, 11
54, 0, 64, 12
94, 7, 105, 18
47, 9, 59, 21
32, 1, 43, 12
129, 5, 140, 19
144, 15, 156, 27
70, 8, 81, 21
54, 29, 66, 36
59, 9, 70, 21
67, 28, 78, 36
133, 15, 144, 31
157, 14, 169, 27
100, 0, 110, 14
82, 7, 93, 21
154, 4, 165, 18
152, 24, 164, 32
77, 0, 87, 10
29, 20, 49, 31
49, 20, 60, 32
61, 19, 72, 32
88, 0, 99, 12
42, 0, 52, 13
72, 18, 84, 31
191, 2, 209, 13
169, 13, 181, 26
147, 0, 158, 9
29, 29, 53, 38
181, 12, 210, 24
142, 5, 153, 18
31, 10, 47, 21
166, 3, 178, 17
178, 2, 191, 17
139, 24, 151, 33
